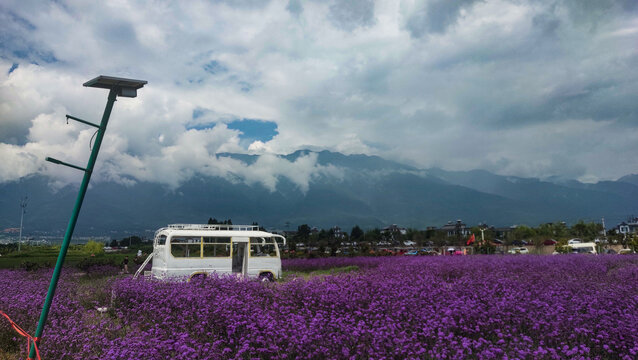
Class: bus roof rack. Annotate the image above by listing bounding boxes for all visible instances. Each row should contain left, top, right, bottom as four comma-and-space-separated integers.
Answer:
167, 224, 260, 231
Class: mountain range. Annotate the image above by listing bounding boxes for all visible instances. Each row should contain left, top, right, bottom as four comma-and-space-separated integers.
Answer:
1, 150, 636, 237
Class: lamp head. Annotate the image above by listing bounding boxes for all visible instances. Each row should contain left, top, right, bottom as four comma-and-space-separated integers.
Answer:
83, 75, 147, 98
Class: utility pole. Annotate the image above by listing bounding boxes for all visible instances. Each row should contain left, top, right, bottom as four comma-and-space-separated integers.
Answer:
28, 76, 146, 360
18, 196, 28, 252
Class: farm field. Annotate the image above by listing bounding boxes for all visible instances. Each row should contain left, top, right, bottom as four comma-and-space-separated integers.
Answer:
0, 244, 150, 270
1, 255, 637, 359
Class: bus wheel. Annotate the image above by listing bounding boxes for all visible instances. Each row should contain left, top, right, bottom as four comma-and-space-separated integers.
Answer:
258, 272, 274, 282
189, 273, 208, 283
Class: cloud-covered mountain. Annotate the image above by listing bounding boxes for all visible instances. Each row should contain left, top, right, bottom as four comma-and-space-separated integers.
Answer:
1, 151, 635, 237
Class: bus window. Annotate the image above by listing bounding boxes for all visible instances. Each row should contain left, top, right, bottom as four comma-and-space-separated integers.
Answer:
171, 236, 201, 258
203, 237, 231, 257
156, 235, 167, 246
250, 237, 277, 257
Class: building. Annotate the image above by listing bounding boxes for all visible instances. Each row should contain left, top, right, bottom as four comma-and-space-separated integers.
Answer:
617, 217, 638, 235
331, 226, 347, 239
440, 220, 471, 237
381, 224, 407, 236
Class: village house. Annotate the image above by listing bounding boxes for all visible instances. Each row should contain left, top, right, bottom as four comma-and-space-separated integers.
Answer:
617, 217, 638, 235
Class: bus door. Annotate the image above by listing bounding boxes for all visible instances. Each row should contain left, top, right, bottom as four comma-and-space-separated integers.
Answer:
232, 237, 249, 274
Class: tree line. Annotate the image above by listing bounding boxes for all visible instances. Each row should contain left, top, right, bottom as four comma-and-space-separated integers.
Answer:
285, 220, 637, 256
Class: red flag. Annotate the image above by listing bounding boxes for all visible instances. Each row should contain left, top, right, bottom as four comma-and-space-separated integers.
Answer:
466, 234, 475, 246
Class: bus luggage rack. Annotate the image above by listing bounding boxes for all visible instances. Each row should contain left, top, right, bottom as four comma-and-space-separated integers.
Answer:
167, 224, 260, 231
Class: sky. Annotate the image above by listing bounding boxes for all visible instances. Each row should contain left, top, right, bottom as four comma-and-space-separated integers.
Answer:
1, 0, 637, 191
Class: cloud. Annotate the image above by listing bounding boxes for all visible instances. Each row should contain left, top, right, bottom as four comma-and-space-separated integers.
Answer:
286, 0, 303, 17
328, 0, 376, 31
1, 0, 637, 188
402, 0, 486, 37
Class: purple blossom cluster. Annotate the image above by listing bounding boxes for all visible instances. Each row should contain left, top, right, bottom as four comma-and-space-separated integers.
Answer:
1, 256, 637, 359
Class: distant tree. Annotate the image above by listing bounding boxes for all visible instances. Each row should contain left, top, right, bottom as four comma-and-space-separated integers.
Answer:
530, 235, 545, 254
567, 220, 603, 241
468, 226, 494, 253
512, 225, 535, 245
364, 228, 381, 251
315, 229, 329, 255
297, 224, 311, 239
294, 224, 312, 253
570, 220, 588, 239
109, 239, 118, 247
208, 218, 219, 224
350, 225, 364, 242
554, 238, 571, 254
473, 235, 496, 254
84, 240, 104, 255
252, 222, 266, 231
628, 234, 638, 252
405, 228, 420, 246
121, 236, 142, 247
551, 222, 569, 240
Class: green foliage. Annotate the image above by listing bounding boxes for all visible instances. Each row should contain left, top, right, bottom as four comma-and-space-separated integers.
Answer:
0, 244, 132, 269
20, 260, 51, 271
297, 224, 311, 239
473, 242, 496, 254
120, 236, 142, 246
554, 239, 572, 254
84, 240, 105, 255
350, 225, 364, 241
536, 222, 569, 239
364, 228, 381, 245
512, 225, 536, 241
569, 220, 603, 241
207, 218, 232, 225
75, 256, 117, 271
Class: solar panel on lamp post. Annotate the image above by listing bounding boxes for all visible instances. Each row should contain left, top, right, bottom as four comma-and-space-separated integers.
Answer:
29, 76, 146, 360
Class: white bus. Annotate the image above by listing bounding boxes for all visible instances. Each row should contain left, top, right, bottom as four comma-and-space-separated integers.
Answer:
569, 242, 597, 254
136, 224, 285, 281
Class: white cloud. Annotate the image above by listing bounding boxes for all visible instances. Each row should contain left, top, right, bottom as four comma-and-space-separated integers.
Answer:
1, 0, 637, 188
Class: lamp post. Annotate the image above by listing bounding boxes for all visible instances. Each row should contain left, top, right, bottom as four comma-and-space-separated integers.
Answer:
18, 196, 27, 252
28, 76, 146, 360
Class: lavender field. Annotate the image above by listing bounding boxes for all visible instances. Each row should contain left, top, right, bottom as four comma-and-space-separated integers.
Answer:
1, 256, 637, 359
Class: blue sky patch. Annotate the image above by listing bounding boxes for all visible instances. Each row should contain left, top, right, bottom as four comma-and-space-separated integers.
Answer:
227, 119, 278, 145
186, 122, 216, 131
192, 108, 207, 119
203, 60, 227, 74
12, 49, 58, 64
8, 63, 19, 74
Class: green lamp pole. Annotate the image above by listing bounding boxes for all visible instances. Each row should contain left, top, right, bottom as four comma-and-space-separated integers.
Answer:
28, 76, 146, 360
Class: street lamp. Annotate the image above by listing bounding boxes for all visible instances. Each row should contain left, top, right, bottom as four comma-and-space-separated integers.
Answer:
18, 196, 28, 252
29, 75, 146, 360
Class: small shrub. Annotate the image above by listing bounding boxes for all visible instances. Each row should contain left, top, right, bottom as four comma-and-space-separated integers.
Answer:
75, 257, 117, 272
83, 240, 105, 256
20, 261, 45, 271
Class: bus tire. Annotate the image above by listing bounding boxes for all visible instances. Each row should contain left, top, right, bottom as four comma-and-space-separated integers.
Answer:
258, 272, 274, 282
189, 272, 208, 282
